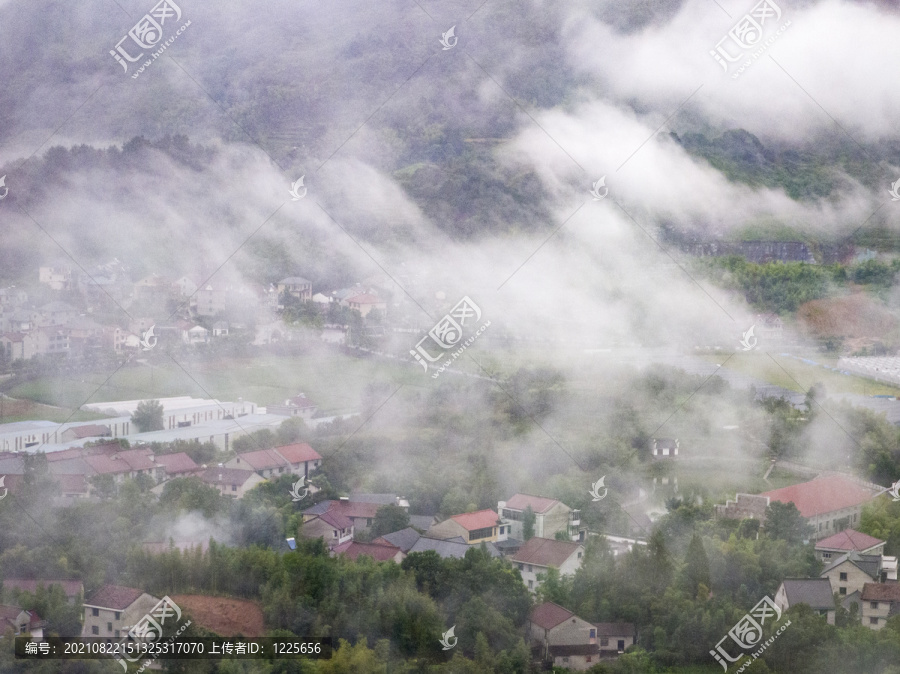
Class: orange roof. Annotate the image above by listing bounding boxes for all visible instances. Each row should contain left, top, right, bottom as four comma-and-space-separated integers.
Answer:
505, 494, 560, 514
815, 528, 884, 552
450, 509, 501, 531
760, 475, 878, 518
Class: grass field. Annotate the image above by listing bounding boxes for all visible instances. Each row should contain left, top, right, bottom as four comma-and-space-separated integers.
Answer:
702, 351, 900, 397
7, 350, 418, 414
0, 395, 109, 425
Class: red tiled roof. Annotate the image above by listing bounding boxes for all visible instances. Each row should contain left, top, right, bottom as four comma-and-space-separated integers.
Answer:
449, 509, 501, 532
54, 474, 88, 494
82, 454, 131, 475
332, 541, 401, 562
232, 449, 289, 471
286, 395, 316, 409
760, 475, 878, 518
115, 449, 158, 472
505, 494, 560, 514
530, 601, 574, 630
815, 528, 884, 552
511, 537, 582, 567
861, 583, 900, 602
2, 579, 83, 598
84, 585, 145, 610
155, 452, 200, 475
274, 443, 322, 464
317, 510, 354, 530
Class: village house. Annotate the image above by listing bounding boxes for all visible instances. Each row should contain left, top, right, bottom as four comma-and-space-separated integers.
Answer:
511, 537, 585, 592
715, 493, 770, 522
277, 277, 313, 303
821, 552, 888, 598
596, 622, 637, 656
199, 467, 265, 499
344, 293, 386, 318
760, 475, 881, 541
528, 602, 600, 671
302, 498, 381, 533
406, 536, 502, 559
0, 605, 46, 638
498, 493, 583, 542
225, 442, 322, 479
38, 265, 73, 291
0, 332, 37, 361
60, 424, 111, 443
373, 527, 422, 553
861, 583, 900, 630
815, 528, 886, 562
1, 579, 84, 606
153, 452, 202, 480
427, 509, 505, 544
266, 393, 318, 420
774, 579, 836, 625
81, 585, 160, 639
299, 510, 354, 549
650, 437, 679, 458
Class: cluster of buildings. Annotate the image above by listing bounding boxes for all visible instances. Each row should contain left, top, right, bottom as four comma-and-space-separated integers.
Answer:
0, 263, 398, 363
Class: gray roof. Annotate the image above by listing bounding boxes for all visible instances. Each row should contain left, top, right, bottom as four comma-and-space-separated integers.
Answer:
302, 501, 333, 516
377, 527, 421, 552
279, 277, 311, 285
407, 536, 501, 559
821, 552, 880, 580
781, 578, 834, 610
841, 590, 861, 612
409, 515, 436, 531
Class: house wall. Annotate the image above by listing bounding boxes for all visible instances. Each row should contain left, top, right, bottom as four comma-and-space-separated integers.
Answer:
819, 542, 885, 562
808, 506, 867, 541
81, 594, 158, 639
539, 502, 572, 539
549, 616, 598, 646
300, 517, 353, 547
862, 600, 893, 630
598, 634, 634, 653
552, 653, 597, 671
821, 563, 876, 597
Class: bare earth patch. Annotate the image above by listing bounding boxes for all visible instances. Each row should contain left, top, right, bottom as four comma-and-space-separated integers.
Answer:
170, 595, 265, 637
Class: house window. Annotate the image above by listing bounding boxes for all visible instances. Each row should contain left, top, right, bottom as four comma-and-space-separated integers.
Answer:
333, 530, 338, 537
871, 602, 879, 609
115, 612, 120, 620
839, 572, 847, 581
528, 580, 534, 589
823, 552, 831, 559
92, 608, 100, 617
840, 587, 847, 595
92, 626, 99, 635
578, 551, 583, 559
586, 656, 592, 663
527, 565, 533, 572
108, 622, 113, 632
518, 563, 524, 570
870, 617, 879, 625
601, 637, 609, 647
115, 630, 120, 637
232, 485, 237, 491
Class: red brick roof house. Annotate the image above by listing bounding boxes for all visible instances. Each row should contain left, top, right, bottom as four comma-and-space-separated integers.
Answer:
528, 602, 601, 671
815, 528, 885, 562
299, 509, 354, 549
760, 475, 880, 541
302, 499, 379, 532
81, 585, 160, 638
267, 394, 318, 420
427, 509, 504, 544
60, 424, 112, 442
225, 443, 322, 479
511, 537, 585, 592
861, 583, 900, 630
